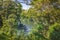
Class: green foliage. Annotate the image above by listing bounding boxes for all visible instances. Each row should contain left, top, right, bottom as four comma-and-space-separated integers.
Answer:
50, 23, 60, 40
0, 0, 60, 40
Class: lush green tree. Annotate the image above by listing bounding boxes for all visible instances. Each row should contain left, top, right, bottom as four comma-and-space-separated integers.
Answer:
21, 0, 60, 40
0, 0, 22, 40
0, 0, 60, 40
49, 23, 60, 40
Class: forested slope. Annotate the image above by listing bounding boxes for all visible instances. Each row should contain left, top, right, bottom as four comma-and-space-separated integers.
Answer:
0, 0, 60, 40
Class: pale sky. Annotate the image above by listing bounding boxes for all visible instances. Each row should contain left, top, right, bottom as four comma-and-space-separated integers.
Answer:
18, 0, 31, 10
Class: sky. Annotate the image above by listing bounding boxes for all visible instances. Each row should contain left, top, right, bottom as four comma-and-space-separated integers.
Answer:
21, 3, 31, 10
17, 0, 31, 10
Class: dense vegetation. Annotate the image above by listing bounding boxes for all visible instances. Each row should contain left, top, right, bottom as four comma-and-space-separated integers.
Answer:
0, 0, 60, 40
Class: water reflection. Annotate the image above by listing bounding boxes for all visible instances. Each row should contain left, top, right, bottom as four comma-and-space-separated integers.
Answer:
16, 23, 32, 36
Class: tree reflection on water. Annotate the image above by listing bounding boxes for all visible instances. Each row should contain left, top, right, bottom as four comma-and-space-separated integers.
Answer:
15, 22, 32, 36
